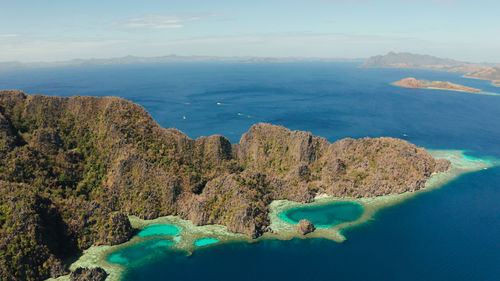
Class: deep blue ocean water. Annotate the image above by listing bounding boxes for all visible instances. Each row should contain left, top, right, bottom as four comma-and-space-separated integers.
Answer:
1, 62, 499, 281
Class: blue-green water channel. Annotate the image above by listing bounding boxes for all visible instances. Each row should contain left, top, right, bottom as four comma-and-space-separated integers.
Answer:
280, 202, 364, 227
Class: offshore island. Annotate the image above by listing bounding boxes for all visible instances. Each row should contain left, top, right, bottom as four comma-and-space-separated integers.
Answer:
0, 90, 495, 281
393, 77, 483, 93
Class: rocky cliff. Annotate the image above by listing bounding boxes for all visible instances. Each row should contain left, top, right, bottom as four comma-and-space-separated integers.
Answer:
0, 90, 450, 280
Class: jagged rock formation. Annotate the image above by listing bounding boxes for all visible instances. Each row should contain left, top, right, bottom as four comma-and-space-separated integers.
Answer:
296, 219, 316, 235
69, 267, 108, 281
394, 77, 481, 93
0, 90, 450, 280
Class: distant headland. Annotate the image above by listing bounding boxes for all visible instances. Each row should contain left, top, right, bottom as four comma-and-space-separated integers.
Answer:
362, 52, 500, 87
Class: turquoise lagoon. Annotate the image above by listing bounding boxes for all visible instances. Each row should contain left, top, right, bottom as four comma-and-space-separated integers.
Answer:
106, 224, 181, 269
107, 239, 174, 267
279, 202, 364, 227
194, 238, 219, 247
137, 224, 180, 238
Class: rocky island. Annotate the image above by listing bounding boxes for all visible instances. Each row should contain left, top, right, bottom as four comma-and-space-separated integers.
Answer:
296, 219, 316, 235
0, 90, 453, 280
393, 77, 482, 93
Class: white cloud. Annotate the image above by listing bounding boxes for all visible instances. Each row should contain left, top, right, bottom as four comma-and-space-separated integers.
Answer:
0, 34, 20, 38
121, 15, 203, 29
0, 39, 127, 62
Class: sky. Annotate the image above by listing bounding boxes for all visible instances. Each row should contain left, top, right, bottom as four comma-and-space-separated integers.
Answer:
0, 0, 499, 62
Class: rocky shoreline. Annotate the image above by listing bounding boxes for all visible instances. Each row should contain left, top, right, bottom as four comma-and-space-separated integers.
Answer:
47, 150, 495, 281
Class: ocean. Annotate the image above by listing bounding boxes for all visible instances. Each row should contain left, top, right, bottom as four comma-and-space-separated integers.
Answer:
1, 62, 499, 281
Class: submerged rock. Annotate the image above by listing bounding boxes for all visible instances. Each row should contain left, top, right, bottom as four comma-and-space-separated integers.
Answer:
296, 219, 316, 235
69, 267, 108, 281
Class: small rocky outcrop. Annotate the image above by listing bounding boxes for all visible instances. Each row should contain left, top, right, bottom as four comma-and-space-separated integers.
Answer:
70, 267, 108, 281
296, 219, 316, 235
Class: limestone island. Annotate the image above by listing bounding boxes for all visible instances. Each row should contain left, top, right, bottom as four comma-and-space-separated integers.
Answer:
393, 77, 483, 94
0, 90, 496, 281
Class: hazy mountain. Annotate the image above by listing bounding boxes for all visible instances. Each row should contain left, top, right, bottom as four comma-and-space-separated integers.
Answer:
361, 52, 464, 68
0, 55, 362, 71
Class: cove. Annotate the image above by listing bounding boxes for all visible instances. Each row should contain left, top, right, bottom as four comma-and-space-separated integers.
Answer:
280, 202, 364, 227
137, 224, 180, 238
107, 239, 175, 267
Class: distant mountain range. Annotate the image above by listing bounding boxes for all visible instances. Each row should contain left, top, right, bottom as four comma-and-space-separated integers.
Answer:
362, 52, 500, 87
0, 55, 362, 71
2, 52, 499, 87
362, 52, 463, 68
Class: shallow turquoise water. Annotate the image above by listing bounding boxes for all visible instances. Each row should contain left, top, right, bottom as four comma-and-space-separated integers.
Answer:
280, 202, 364, 227
107, 239, 174, 266
194, 238, 219, 247
137, 224, 180, 238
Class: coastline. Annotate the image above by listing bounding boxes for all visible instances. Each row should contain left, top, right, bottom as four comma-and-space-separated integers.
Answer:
462, 74, 500, 88
47, 150, 496, 281
390, 82, 499, 96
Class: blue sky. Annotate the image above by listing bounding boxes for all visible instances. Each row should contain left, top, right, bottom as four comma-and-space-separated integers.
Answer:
1, 0, 499, 62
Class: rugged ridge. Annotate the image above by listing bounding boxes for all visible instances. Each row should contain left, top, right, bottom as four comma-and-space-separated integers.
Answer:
0, 90, 450, 280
